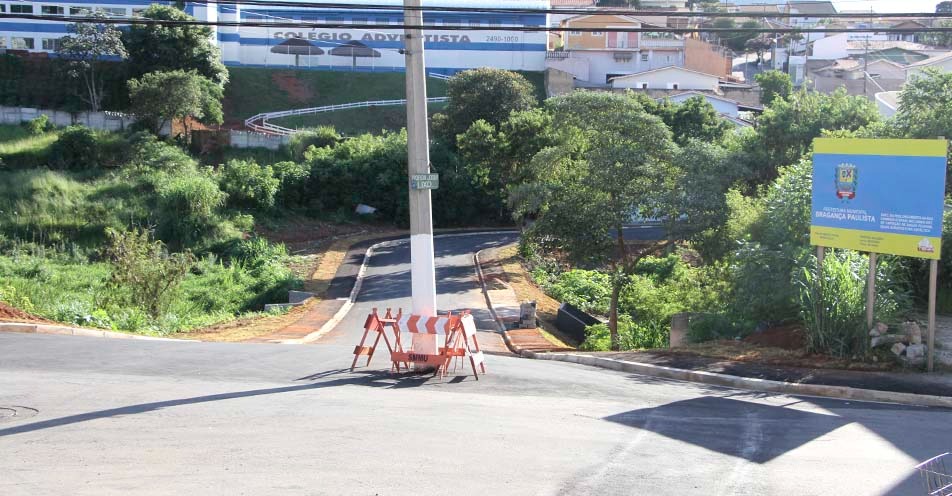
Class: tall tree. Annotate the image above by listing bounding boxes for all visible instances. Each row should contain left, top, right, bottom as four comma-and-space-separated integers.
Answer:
511, 92, 731, 349
921, 19, 952, 48
123, 5, 228, 87
754, 70, 793, 105
128, 70, 223, 136
432, 68, 538, 147
56, 16, 127, 112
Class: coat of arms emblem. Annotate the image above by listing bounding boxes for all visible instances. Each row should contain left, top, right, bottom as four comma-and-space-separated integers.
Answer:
835, 163, 857, 200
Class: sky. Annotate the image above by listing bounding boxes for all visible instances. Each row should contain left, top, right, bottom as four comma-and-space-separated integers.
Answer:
832, 0, 942, 13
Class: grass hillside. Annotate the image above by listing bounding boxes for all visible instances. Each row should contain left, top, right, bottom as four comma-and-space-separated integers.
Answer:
223, 68, 450, 124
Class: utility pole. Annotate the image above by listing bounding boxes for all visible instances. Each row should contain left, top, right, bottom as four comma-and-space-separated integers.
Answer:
403, 0, 438, 354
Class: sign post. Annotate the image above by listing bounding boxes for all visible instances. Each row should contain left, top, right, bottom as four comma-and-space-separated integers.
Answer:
811, 138, 948, 371
404, 0, 439, 362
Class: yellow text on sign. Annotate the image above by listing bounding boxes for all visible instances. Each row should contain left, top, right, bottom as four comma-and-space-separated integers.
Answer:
810, 226, 942, 260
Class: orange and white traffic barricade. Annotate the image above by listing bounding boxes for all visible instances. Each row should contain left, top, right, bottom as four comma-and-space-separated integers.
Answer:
351, 308, 487, 379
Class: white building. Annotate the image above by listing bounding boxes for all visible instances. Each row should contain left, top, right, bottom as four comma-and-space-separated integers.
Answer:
0, 0, 550, 75
610, 66, 720, 90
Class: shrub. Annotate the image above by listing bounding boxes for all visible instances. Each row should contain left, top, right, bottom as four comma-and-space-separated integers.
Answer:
49, 125, 99, 169
0, 284, 36, 313
580, 315, 668, 351
543, 269, 611, 315
154, 170, 227, 248
24, 114, 52, 136
288, 126, 339, 160
103, 228, 196, 318
272, 160, 312, 208
797, 251, 868, 358
219, 159, 279, 210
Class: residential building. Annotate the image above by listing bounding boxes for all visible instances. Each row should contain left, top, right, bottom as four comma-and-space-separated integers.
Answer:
661, 90, 762, 125
905, 52, 952, 78
610, 66, 720, 90
807, 57, 907, 99
784, 1, 838, 28
547, 13, 730, 83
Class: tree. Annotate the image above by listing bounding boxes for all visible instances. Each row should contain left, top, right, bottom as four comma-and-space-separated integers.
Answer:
921, 20, 952, 48
105, 227, 195, 318
744, 87, 879, 184
895, 69, 952, 189
754, 70, 793, 105
937, 1, 952, 13
128, 70, 223, 136
511, 92, 731, 350
658, 96, 732, 145
745, 36, 773, 63
433, 68, 538, 147
123, 5, 228, 87
714, 19, 761, 53
457, 108, 556, 215
56, 16, 127, 112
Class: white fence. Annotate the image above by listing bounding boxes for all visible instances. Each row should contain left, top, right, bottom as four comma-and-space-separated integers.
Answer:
0, 106, 138, 132
244, 97, 450, 136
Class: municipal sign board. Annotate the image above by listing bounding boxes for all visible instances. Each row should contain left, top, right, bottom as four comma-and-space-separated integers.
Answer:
810, 138, 948, 259
411, 173, 439, 190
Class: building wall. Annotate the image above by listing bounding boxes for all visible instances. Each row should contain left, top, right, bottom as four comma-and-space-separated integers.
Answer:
812, 33, 848, 60
551, 49, 683, 83
683, 38, 730, 78
612, 68, 718, 90
907, 57, 952, 78
0, 1, 548, 73
666, 93, 739, 117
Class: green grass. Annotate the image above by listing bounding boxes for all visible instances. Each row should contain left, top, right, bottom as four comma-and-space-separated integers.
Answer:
223, 68, 450, 124
270, 102, 446, 136
0, 125, 59, 167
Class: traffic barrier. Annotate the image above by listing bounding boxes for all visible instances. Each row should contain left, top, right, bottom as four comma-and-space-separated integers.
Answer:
351, 308, 486, 379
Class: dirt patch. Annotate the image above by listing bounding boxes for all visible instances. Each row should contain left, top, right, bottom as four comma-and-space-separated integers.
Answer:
743, 323, 807, 350
270, 71, 314, 104
179, 304, 314, 342
647, 340, 895, 371
0, 302, 54, 324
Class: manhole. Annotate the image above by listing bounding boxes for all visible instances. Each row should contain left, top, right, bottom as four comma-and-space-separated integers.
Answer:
0, 406, 38, 423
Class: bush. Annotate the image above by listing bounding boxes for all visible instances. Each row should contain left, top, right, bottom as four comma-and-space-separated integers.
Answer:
797, 251, 868, 358
542, 269, 611, 315
24, 114, 52, 136
103, 228, 196, 318
0, 284, 35, 313
49, 125, 100, 169
272, 160, 312, 208
219, 159, 279, 210
154, 170, 227, 249
288, 126, 339, 160
580, 315, 668, 351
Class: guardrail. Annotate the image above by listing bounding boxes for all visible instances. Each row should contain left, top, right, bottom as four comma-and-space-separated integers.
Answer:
243, 97, 450, 136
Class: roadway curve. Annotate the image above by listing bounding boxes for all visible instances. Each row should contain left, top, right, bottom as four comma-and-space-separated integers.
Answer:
0, 233, 949, 495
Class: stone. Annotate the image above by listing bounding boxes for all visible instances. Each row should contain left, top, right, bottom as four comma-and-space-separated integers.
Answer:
869, 322, 889, 337
891, 342, 907, 357
871, 334, 903, 348
902, 321, 923, 345
904, 344, 927, 366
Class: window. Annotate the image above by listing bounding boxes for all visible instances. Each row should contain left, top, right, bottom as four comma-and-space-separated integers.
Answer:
132, 8, 145, 16
42, 5, 64, 14
10, 4, 34, 13
374, 17, 389, 25
469, 20, 480, 27
41, 38, 60, 50
351, 17, 367, 25
0, 36, 6, 48
490, 20, 501, 28
70, 6, 91, 15
0, 5, 6, 12
569, 30, 581, 36
640, 53, 648, 62
641, 82, 648, 89
444, 19, 459, 26
592, 31, 603, 36
12, 37, 34, 49
98, 7, 126, 16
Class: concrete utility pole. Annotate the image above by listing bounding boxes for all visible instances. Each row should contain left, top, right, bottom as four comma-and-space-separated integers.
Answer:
403, 0, 438, 353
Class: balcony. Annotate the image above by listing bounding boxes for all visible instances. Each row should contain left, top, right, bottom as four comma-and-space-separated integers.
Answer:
640, 39, 684, 49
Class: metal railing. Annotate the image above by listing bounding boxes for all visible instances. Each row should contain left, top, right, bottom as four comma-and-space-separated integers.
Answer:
243, 96, 450, 136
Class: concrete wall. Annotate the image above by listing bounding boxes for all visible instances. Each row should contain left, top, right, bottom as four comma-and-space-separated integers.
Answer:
812, 33, 849, 60
228, 130, 290, 150
0, 106, 138, 132
544, 68, 577, 97
684, 38, 731, 78
666, 93, 740, 117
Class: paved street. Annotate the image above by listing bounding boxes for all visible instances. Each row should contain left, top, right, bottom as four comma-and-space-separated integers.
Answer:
1, 233, 950, 495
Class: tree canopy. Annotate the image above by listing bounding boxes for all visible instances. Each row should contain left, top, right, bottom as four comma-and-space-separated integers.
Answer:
123, 5, 228, 87
128, 70, 223, 136
755, 70, 793, 106
57, 16, 127, 112
433, 68, 538, 147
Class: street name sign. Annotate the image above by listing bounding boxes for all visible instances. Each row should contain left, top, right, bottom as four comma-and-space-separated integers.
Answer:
410, 173, 439, 190
810, 138, 948, 259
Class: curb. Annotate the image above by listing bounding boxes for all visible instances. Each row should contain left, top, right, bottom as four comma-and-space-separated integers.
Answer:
527, 351, 952, 409
472, 248, 952, 409
0, 322, 190, 342
288, 230, 520, 345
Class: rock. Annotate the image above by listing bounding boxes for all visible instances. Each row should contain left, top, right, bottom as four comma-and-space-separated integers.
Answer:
902, 321, 923, 345
871, 334, 904, 348
891, 342, 907, 357
869, 322, 889, 337
904, 343, 927, 366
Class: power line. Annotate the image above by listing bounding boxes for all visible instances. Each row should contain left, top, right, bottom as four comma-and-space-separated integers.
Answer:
5, 13, 952, 33
170, 0, 952, 19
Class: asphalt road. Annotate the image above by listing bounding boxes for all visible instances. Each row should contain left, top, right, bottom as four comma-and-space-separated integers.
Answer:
1, 233, 950, 495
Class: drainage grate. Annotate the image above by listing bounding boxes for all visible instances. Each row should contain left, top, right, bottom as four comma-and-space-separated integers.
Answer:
0, 406, 38, 422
